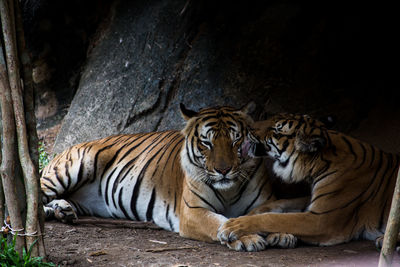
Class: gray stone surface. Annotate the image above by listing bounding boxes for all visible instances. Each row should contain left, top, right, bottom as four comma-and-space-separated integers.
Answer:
53, 0, 399, 153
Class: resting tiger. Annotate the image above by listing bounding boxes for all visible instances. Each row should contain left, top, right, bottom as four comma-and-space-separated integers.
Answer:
218, 113, 400, 248
41, 103, 296, 251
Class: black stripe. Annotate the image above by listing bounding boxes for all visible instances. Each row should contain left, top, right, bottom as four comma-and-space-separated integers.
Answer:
201, 115, 218, 122
110, 132, 177, 207
312, 170, 337, 188
243, 179, 270, 215
311, 150, 384, 215
369, 144, 375, 168
370, 153, 393, 200
342, 136, 356, 161
310, 189, 341, 204
130, 140, 166, 220
205, 122, 217, 127
185, 136, 200, 168
159, 135, 184, 177
113, 132, 171, 188
42, 176, 57, 188
183, 197, 207, 209
97, 140, 132, 191
72, 160, 85, 191
118, 189, 132, 220
146, 188, 156, 222
165, 204, 171, 228
54, 167, 67, 191
104, 168, 118, 206
189, 188, 218, 213
356, 142, 367, 169
64, 161, 72, 191
117, 133, 157, 164
230, 160, 263, 206
42, 182, 58, 197
206, 182, 226, 207
289, 154, 300, 180
173, 192, 177, 213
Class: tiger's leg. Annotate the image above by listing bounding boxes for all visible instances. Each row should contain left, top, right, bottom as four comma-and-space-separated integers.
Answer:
248, 196, 310, 215
218, 212, 332, 246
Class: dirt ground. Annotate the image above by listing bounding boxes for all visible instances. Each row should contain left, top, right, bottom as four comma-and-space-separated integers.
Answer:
43, 219, 400, 267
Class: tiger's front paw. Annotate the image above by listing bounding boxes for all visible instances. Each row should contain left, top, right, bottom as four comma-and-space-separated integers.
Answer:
217, 217, 256, 243
225, 234, 267, 252
45, 199, 77, 223
265, 233, 297, 248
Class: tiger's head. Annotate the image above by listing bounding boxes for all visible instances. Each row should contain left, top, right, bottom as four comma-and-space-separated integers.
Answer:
180, 102, 256, 190
245, 114, 329, 183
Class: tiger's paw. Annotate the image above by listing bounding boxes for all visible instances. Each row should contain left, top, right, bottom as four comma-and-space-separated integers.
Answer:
265, 233, 297, 248
225, 234, 267, 252
45, 199, 77, 223
375, 234, 400, 252
217, 217, 255, 243
375, 235, 384, 249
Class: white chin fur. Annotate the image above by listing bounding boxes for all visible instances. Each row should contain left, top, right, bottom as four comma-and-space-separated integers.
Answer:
212, 180, 236, 190
272, 159, 293, 183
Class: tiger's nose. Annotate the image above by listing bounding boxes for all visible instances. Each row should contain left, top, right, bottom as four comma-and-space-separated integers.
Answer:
215, 167, 232, 175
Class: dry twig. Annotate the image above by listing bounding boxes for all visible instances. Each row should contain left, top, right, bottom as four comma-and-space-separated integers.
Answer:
145, 246, 198, 253
73, 217, 163, 230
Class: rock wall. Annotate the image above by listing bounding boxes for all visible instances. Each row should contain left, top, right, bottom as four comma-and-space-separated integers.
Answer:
32, 0, 398, 153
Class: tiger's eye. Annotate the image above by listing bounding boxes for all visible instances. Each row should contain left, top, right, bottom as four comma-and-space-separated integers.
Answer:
201, 141, 212, 149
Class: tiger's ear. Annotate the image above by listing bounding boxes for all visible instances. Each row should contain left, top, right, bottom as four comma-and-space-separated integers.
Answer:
180, 103, 198, 121
240, 101, 256, 115
295, 133, 326, 153
319, 115, 336, 129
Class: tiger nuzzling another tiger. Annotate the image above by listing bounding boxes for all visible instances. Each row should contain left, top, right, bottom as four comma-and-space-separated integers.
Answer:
218, 113, 400, 248
41, 103, 297, 251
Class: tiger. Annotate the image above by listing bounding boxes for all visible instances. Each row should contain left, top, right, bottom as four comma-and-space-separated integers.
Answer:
41, 103, 297, 251
218, 113, 400, 248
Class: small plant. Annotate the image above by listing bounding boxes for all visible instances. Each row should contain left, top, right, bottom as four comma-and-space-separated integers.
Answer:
38, 142, 50, 172
0, 235, 56, 267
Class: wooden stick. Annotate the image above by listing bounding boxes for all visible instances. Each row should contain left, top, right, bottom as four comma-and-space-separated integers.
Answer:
72, 217, 162, 230
379, 167, 400, 267
145, 246, 198, 253
0, 44, 25, 254
0, 178, 4, 228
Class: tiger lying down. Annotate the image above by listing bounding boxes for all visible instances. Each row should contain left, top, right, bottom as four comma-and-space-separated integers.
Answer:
41, 103, 298, 251
218, 113, 400, 248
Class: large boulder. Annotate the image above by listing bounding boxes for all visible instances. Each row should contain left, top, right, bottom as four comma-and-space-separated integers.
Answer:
53, 0, 399, 153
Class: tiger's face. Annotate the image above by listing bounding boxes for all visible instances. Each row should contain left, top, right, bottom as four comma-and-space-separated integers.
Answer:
180, 103, 256, 190
246, 114, 327, 183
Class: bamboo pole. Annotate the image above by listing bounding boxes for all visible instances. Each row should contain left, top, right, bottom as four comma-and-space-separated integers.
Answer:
0, 178, 4, 228
378, 167, 400, 267
0, 0, 40, 256
0, 44, 25, 255
14, 0, 45, 257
